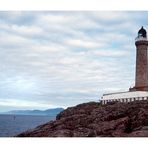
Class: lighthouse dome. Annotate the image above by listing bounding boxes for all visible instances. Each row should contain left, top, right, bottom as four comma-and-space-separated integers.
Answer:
138, 26, 147, 38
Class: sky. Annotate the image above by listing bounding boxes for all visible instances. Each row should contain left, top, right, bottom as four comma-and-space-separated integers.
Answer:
0, 11, 148, 112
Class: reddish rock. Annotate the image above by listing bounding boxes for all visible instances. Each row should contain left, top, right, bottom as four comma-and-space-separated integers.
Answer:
17, 100, 148, 137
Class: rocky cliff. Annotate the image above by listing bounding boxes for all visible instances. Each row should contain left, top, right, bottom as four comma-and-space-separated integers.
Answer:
17, 100, 148, 137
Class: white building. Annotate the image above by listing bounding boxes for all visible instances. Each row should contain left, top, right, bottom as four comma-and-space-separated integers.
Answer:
101, 91, 148, 104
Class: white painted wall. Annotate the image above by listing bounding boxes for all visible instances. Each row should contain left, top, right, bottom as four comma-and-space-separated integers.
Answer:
101, 91, 148, 101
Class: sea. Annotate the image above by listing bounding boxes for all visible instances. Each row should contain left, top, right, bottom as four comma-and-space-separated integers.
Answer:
0, 114, 54, 137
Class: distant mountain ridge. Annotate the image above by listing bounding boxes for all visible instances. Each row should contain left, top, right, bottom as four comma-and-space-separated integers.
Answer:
3, 108, 64, 116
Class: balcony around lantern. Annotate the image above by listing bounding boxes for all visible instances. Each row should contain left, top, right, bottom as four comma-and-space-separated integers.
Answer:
135, 36, 147, 42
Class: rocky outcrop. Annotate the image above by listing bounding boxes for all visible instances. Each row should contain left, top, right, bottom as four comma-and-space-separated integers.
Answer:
17, 100, 148, 137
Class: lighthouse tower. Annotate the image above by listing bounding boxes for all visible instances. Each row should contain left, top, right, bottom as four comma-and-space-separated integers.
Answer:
101, 27, 148, 104
130, 26, 148, 91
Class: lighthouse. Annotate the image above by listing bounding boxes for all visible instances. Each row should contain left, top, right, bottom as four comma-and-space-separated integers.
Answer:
101, 26, 148, 104
130, 26, 148, 91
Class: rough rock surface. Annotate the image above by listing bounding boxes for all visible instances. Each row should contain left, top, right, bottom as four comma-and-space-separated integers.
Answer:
17, 100, 148, 137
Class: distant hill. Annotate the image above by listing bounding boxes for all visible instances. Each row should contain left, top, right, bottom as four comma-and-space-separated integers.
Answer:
3, 108, 64, 116
17, 100, 148, 137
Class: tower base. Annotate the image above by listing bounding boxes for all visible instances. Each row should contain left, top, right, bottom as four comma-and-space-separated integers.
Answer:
129, 86, 148, 91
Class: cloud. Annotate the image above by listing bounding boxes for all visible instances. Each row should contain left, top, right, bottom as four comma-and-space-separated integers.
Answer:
65, 38, 100, 48
0, 11, 147, 111
0, 98, 55, 110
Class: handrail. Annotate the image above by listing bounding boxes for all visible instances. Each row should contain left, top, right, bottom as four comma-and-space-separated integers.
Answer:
135, 37, 147, 41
